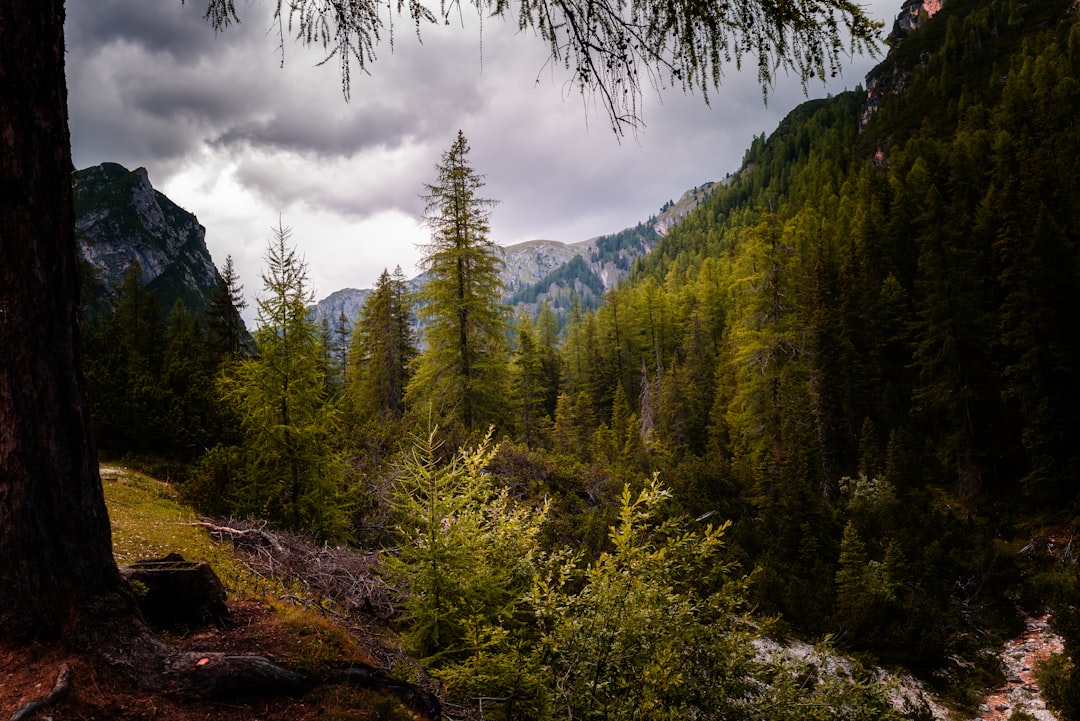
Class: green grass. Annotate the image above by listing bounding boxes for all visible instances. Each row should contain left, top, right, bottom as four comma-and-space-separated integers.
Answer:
101, 465, 248, 590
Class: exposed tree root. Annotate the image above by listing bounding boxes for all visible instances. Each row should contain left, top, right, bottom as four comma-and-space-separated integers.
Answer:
10, 662, 71, 721
73, 597, 440, 719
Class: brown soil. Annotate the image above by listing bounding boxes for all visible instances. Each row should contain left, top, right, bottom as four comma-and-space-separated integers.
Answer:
1, 600, 411, 721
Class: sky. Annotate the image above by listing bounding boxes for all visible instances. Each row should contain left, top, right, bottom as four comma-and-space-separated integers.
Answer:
66, 0, 901, 323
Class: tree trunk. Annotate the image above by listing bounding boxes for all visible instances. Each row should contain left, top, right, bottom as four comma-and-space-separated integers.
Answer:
0, 0, 133, 642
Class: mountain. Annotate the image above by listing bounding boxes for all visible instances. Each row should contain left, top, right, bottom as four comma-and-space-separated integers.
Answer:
310, 287, 373, 329
311, 185, 718, 332
74, 162, 225, 320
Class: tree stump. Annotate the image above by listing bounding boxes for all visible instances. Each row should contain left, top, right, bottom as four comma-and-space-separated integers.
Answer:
120, 553, 233, 630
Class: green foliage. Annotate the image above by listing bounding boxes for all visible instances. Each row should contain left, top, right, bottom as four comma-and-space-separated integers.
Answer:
346, 266, 416, 424
419, 475, 904, 721
217, 221, 348, 540
381, 428, 547, 668
407, 131, 509, 432
205, 253, 249, 359
529, 478, 756, 721
84, 262, 232, 458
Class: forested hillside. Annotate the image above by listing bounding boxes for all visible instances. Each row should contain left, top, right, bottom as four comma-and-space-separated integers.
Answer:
556, 0, 1080, 681
79, 0, 1080, 718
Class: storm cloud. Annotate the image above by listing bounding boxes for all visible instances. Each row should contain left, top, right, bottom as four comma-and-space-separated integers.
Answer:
66, 0, 899, 321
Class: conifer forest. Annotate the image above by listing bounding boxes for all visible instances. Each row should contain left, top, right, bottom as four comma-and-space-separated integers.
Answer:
76, 0, 1080, 717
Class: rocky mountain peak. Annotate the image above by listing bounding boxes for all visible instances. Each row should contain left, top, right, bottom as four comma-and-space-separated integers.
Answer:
888, 0, 944, 45
74, 162, 223, 317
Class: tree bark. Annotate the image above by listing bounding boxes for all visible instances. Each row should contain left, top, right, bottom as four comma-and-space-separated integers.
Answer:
0, 0, 133, 642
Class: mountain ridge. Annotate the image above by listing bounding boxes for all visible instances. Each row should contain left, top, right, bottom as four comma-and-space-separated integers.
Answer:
74, 162, 226, 321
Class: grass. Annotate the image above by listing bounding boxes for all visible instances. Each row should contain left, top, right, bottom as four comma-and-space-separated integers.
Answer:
104, 465, 211, 562
90, 464, 422, 720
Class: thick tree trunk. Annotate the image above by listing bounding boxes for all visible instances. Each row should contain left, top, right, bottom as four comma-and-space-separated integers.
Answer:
0, 0, 133, 642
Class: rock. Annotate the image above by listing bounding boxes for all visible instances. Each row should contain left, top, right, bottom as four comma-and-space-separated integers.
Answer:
121, 552, 232, 630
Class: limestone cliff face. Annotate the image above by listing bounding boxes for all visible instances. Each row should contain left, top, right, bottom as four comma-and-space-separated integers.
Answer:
889, 0, 944, 44
74, 162, 221, 316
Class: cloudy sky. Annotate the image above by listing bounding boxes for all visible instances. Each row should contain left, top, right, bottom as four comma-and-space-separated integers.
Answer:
66, 0, 900, 321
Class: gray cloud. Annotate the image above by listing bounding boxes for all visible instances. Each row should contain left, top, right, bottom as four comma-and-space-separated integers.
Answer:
66, 0, 900, 304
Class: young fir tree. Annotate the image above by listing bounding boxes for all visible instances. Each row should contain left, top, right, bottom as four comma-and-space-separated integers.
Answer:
406, 131, 509, 432
219, 221, 346, 539
510, 311, 552, 447
206, 253, 249, 361
348, 266, 416, 422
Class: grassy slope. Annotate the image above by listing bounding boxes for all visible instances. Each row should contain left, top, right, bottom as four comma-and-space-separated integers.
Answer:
0, 467, 419, 721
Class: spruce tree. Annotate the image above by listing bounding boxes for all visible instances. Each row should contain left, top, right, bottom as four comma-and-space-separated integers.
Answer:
510, 311, 552, 447
348, 266, 416, 422
407, 131, 509, 432
206, 253, 249, 360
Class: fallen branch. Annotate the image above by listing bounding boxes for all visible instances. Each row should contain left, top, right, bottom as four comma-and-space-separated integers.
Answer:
10, 663, 72, 721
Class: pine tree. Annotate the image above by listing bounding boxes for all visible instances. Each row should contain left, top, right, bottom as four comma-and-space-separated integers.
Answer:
84, 261, 168, 453
510, 311, 552, 447
407, 131, 509, 432
206, 253, 248, 360
161, 298, 216, 455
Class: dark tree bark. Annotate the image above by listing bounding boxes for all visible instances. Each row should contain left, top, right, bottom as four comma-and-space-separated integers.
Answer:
0, 0, 137, 642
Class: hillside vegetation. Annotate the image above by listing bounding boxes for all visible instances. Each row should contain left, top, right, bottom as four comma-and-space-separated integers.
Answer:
73, 0, 1080, 718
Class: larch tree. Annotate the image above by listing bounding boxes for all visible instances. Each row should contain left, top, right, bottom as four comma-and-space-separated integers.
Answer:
0, 0, 136, 644
201, 0, 880, 135
219, 221, 346, 538
407, 131, 509, 432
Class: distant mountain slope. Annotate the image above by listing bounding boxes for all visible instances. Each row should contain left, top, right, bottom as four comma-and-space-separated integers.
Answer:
74, 162, 225, 320
311, 185, 719, 332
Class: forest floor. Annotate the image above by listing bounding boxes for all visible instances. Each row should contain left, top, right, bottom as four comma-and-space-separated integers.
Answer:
0, 600, 408, 721
1, 466, 428, 721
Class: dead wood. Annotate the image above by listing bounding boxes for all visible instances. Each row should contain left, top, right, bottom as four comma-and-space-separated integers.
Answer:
193, 520, 395, 621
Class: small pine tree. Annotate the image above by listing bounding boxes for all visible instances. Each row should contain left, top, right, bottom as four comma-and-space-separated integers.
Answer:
219, 221, 347, 539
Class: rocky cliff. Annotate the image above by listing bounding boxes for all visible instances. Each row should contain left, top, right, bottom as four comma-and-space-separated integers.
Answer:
74, 162, 223, 318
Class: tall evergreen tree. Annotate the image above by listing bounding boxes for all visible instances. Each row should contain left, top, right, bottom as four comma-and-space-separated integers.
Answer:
510, 311, 552, 447
219, 221, 346, 538
206, 253, 249, 360
407, 131, 509, 432
348, 266, 416, 422
84, 262, 169, 453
